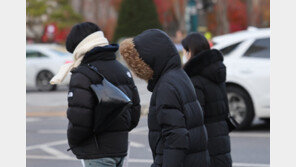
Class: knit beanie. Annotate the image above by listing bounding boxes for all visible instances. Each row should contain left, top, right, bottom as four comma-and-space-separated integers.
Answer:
66, 22, 101, 53
50, 22, 109, 85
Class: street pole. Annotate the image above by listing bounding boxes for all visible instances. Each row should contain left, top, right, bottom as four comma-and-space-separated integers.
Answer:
185, 0, 198, 33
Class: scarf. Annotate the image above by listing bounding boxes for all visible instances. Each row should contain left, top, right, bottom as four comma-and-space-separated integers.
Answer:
50, 31, 109, 85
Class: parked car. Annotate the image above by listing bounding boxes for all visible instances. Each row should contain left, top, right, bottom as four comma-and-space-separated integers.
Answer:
212, 27, 270, 129
26, 44, 72, 91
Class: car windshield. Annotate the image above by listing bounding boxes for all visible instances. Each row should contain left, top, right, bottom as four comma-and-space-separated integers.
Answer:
219, 42, 241, 56
244, 38, 270, 59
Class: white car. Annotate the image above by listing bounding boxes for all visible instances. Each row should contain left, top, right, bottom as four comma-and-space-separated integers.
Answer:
26, 44, 73, 91
213, 27, 270, 129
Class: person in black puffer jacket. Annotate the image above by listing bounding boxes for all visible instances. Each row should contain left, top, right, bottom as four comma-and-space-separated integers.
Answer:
182, 32, 232, 167
50, 22, 141, 167
120, 29, 210, 167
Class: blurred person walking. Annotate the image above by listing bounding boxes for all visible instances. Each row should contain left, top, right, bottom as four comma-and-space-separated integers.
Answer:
50, 22, 141, 167
182, 32, 234, 167
120, 29, 210, 167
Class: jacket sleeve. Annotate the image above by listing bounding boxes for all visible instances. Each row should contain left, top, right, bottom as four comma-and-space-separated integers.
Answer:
66, 72, 96, 147
129, 80, 141, 131
195, 84, 205, 111
156, 82, 189, 167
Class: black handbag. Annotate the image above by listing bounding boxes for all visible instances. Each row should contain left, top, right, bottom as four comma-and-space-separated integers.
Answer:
85, 64, 133, 134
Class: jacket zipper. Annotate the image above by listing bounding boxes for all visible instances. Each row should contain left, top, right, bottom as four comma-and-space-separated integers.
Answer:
94, 135, 100, 150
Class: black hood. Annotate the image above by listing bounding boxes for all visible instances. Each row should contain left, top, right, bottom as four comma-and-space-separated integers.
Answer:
133, 29, 181, 91
183, 49, 226, 83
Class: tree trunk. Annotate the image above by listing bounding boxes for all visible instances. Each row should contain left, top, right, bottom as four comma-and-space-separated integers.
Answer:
216, 0, 229, 35
172, 0, 186, 32
94, 0, 99, 24
246, 0, 254, 26
80, 0, 85, 15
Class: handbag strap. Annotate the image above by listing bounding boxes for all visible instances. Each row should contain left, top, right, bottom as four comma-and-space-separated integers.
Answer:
87, 64, 105, 79
75, 64, 104, 84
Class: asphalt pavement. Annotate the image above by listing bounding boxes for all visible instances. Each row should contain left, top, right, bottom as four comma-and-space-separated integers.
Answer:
27, 116, 270, 167
26, 76, 270, 167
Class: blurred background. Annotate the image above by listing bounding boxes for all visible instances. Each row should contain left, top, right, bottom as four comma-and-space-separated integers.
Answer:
26, 0, 270, 167
26, 0, 269, 43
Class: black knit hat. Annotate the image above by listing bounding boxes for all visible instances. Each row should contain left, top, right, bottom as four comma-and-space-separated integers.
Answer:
66, 22, 101, 53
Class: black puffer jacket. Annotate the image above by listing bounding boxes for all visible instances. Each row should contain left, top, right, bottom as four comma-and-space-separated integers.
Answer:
120, 29, 210, 167
67, 44, 141, 159
184, 49, 232, 167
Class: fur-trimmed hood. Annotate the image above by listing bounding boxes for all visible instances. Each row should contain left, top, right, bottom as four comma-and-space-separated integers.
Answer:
120, 29, 181, 91
183, 49, 226, 83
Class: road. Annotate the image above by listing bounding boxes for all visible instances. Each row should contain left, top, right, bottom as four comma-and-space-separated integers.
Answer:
27, 77, 270, 167
27, 116, 269, 167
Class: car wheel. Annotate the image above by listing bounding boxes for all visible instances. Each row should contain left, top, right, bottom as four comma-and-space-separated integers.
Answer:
227, 86, 254, 130
36, 70, 57, 91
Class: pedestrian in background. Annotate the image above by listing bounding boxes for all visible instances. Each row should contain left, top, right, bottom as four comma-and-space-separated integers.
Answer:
182, 32, 233, 167
50, 22, 141, 167
120, 29, 210, 167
